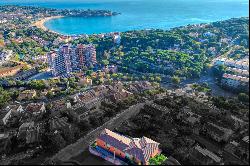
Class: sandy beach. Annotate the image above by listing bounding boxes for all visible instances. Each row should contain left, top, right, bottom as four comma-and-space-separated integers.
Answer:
33, 15, 64, 32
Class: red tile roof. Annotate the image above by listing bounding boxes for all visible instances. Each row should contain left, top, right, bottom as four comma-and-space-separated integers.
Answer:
25, 103, 44, 113
98, 129, 160, 164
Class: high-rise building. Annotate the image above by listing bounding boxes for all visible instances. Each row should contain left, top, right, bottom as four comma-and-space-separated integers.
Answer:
74, 44, 85, 70
82, 44, 97, 67
48, 44, 97, 76
47, 45, 72, 76
74, 44, 97, 69
47, 50, 57, 73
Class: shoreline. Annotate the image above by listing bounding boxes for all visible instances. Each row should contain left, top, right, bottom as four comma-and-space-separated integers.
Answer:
32, 16, 248, 37
32, 15, 64, 34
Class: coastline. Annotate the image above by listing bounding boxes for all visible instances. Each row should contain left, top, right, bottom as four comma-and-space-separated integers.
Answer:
32, 15, 64, 34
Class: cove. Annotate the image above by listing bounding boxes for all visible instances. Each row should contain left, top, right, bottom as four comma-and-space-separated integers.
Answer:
1, 0, 249, 35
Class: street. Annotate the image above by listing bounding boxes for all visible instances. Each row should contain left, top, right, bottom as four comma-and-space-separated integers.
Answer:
50, 100, 152, 163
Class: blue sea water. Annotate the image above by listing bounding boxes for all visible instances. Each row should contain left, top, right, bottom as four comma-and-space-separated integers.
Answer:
0, 0, 249, 35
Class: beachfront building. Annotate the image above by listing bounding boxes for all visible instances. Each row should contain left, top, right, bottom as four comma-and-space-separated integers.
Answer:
91, 128, 161, 165
48, 44, 97, 76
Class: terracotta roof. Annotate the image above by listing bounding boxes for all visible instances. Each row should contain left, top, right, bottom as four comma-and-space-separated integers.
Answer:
98, 129, 160, 164
78, 90, 96, 102
111, 89, 133, 101
77, 44, 85, 49
51, 100, 67, 111
26, 103, 44, 113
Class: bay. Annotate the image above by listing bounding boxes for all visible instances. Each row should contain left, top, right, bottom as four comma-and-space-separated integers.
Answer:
0, 0, 249, 35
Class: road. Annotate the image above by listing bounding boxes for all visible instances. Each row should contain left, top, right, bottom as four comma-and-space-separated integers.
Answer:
162, 65, 236, 98
50, 100, 152, 163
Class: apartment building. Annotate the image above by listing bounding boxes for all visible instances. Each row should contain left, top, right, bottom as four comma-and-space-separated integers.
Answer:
47, 44, 97, 76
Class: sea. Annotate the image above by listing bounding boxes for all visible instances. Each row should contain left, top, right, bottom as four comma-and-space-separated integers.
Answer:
0, 0, 249, 35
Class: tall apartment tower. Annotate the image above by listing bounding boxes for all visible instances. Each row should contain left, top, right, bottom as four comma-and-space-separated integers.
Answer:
48, 44, 97, 76
84, 44, 97, 67
47, 50, 57, 73
74, 44, 97, 68
52, 45, 72, 76
75, 44, 85, 69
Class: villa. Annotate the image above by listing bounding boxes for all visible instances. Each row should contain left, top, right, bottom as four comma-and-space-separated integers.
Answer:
109, 89, 133, 103
90, 128, 162, 165
25, 102, 46, 117
50, 100, 72, 116
78, 77, 93, 87
17, 89, 37, 101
